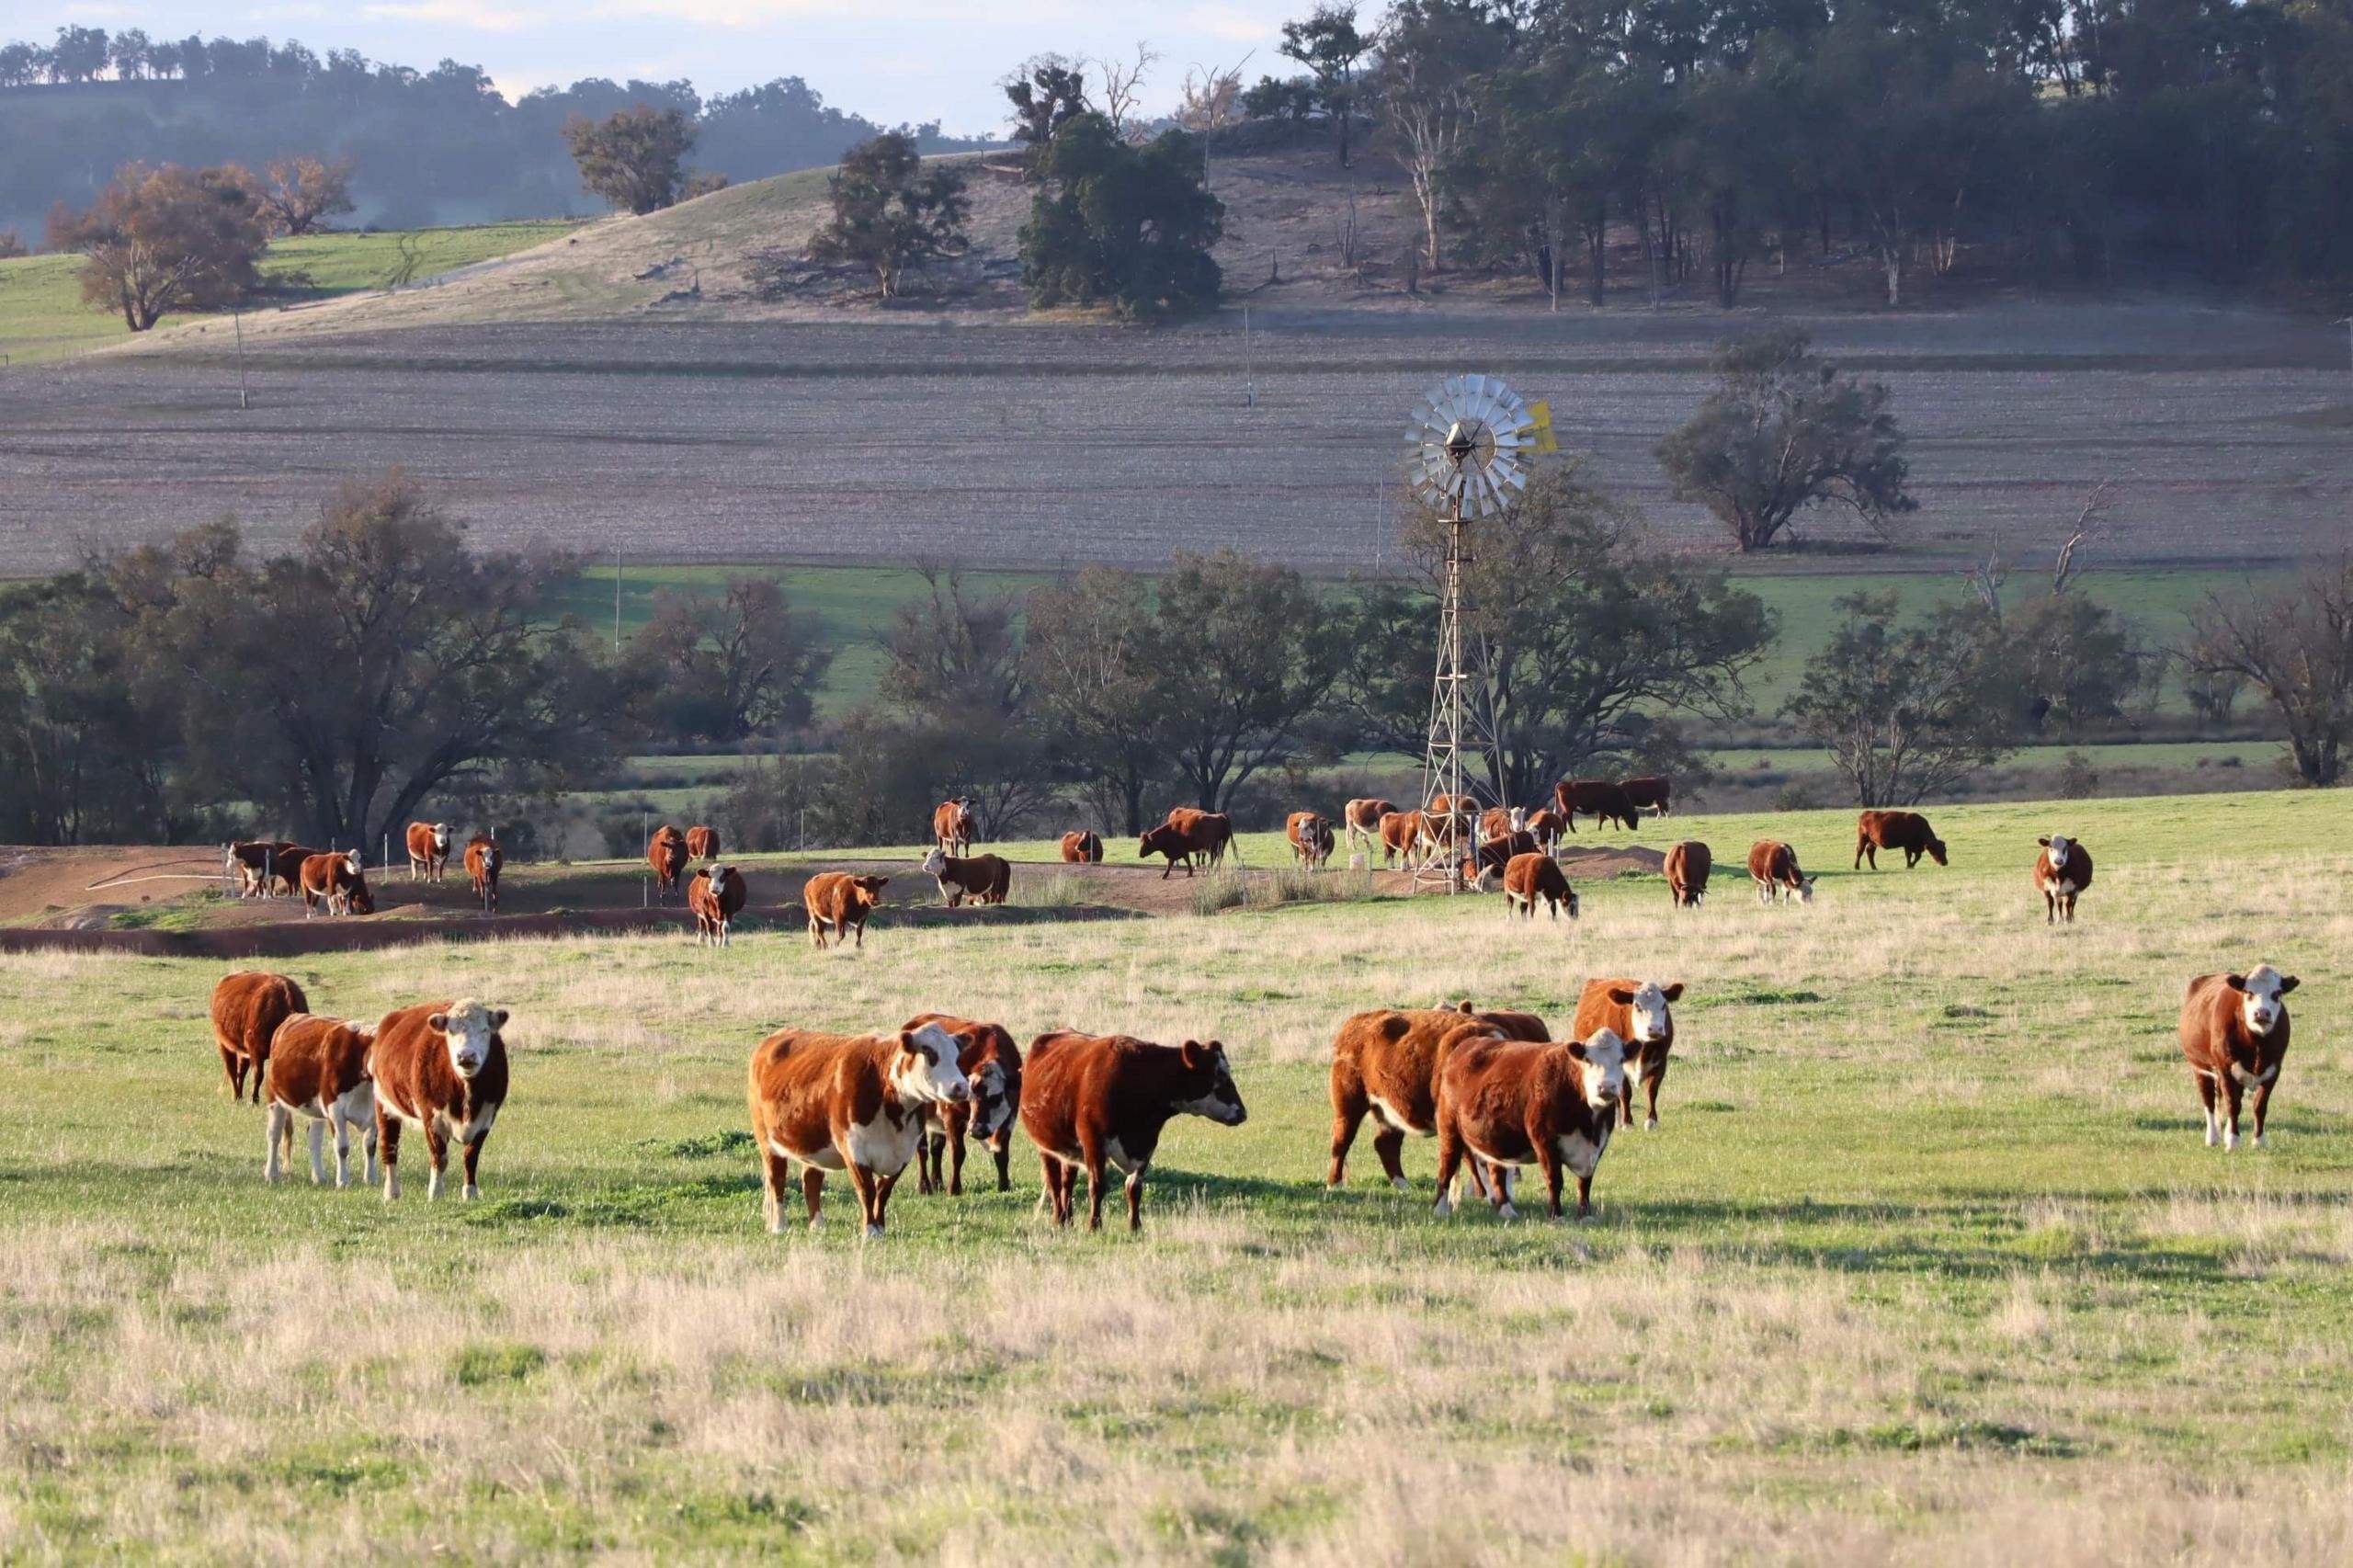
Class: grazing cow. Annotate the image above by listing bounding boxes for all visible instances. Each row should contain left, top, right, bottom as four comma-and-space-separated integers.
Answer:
1856, 810, 1948, 869
404, 822, 451, 881
1461, 831, 1540, 890
1665, 840, 1711, 908
1342, 798, 1397, 860
226, 840, 297, 898
262, 1014, 377, 1188
1138, 813, 1227, 879
746, 1021, 971, 1237
1376, 810, 1427, 869
1574, 979, 1685, 1131
688, 863, 748, 948
902, 1013, 1023, 1196
1327, 1001, 1550, 1190
371, 999, 510, 1202
299, 851, 372, 917
210, 971, 310, 1104
932, 797, 975, 857
1287, 811, 1336, 869
1552, 778, 1640, 833
922, 845, 1011, 906
260, 843, 314, 898
1502, 851, 1578, 921
1748, 840, 1815, 904
2033, 835, 2094, 925
1433, 1029, 1629, 1221
685, 824, 721, 860
1619, 776, 1673, 817
2180, 965, 2299, 1151
1480, 805, 1528, 842
803, 871, 889, 949
464, 835, 503, 913
1521, 808, 1564, 858
648, 827, 689, 901
1059, 830, 1104, 864
1021, 1031, 1245, 1232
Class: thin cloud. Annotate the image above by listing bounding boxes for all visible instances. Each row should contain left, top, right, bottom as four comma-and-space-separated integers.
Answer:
361, 1, 544, 31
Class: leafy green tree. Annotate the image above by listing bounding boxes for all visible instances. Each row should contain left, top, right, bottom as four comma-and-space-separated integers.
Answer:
45, 162, 269, 330
879, 566, 1054, 838
1154, 551, 1347, 811
1019, 113, 1223, 321
2183, 559, 2353, 788
1785, 592, 2018, 806
1025, 567, 1170, 834
624, 574, 830, 747
562, 104, 696, 214
1376, 0, 1514, 274
1279, 4, 1371, 165
1003, 55, 1090, 156
808, 131, 970, 298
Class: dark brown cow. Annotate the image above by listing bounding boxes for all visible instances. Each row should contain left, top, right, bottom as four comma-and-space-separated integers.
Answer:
1021, 1030, 1245, 1232
902, 1013, 1023, 1196
2180, 965, 2299, 1151
1665, 840, 1711, 908
1856, 810, 1948, 869
210, 971, 310, 1104
922, 846, 1010, 906
262, 1013, 377, 1187
298, 851, 372, 917
1376, 810, 1427, 869
1433, 1029, 1630, 1221
747, 1022, 971, 1236
1287, 811, 1336, 869
932, 797, 975, 857
1552, 778, 1640, 832
1059, 830, 1104, 863
803, 871, 889, 949
1342, 798, 1397, 860
1461, 831, 1540, 889
1574, 979, 1685, 1131
648, 827, 689, 900
464, 835, 503, 913
225, 840, 299, 898
2033, 834, 2093, 925
267, 843, 314, 898
688, 864, 748, 948
1521, 808, 1565, 858
1748, 840, 1815, 904
1619, 776, 1673, 816
1327, 1001, 1550, 1191
685, 824, 722, 860
1502, 851, 1577, 921
1138, 812, 1229, 879
371, 999, 510, 1202
404, 821, 451, 881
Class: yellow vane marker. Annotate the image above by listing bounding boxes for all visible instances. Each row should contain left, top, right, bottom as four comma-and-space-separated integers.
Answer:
1526, 400, 1560, 454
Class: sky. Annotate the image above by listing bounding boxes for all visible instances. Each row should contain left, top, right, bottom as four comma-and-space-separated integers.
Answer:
17, 1, 1298, 137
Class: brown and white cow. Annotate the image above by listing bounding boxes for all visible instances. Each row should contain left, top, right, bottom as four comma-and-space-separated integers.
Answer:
1479, 805, 1528, 842
1502, 851, 1577, 921
901, 1013, 1023, 1196
1376, 810, 1427, 869
1461, 830, 1540, 890
464, 834, 503, 913
210, 971, 310, 1104
404, 822, 451, 881
688, 863, 748, 948
226, 840, 298, 898
1748, 840, 1815, 904
371, 999, 510, 1202
2033, 834, 2093, 925
1138, 813, 1227, 879
1521, 808, 1565, 858
1059, 830, 1104, 864
803, 871, 889, 949
1574, 979, 1685, 1131
746, 1021, 971, 1237
263, 1013, 377, 1187
1342, 798, 1397, 861
922, 846, 1010, 906
1021, 1030, 1245, 1232
1553, 778, 1640, 833
1665, 840, 1711, 908
932, 797, 975, 857
1619, 776, 1673, 817
1287, 811, 1336, 869
1856, 809, 1948, 870
2180, 965, 2299, 1151
299, 850, 372, 917
648, 827, 689, 901
1433, 1029, 1629, 1221
1327, 1001, 1549, 1191
685, 824, 722, 860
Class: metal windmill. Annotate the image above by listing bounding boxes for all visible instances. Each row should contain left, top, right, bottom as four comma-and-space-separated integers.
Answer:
1404, 375, 1548, 890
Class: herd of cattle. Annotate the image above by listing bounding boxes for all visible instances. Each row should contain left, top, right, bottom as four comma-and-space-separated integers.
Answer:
223, 824, 504, 915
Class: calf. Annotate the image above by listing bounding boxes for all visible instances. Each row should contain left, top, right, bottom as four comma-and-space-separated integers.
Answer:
299, 850, 372, 917
464, 834, 503, 913
1856, 809, 1948, 869
1553, 778, 1639, 832
746, 1021, 971, 1237
1748, 840, 1815, 904
1502, 851, 1577, 921
1327, 1001, 1550, 1190
1620, 776, 1673, 817
1021, 1030, 1245, 1232
371, 999, 510, 1202
1342, 798, 1397, 860
210, 971, 310, 1103
2179, 965, 2299, 1151
922, 846, 1010, 906
685, 824, 722, 860
405, 822, 451, 881
1433, 1029, 1629, 1221
1574, 979, 1685, 1131
932, 797, 975, 856
648, 827, 688, 901
1521, 808, 1565, 858
1377, 810, 1427, 869
1287, 811, 1336, 869
688, 863, 748, 948
803, 871, 889, 948
902, 1013, 1023, 1196
1461, 830, 1540, 890
1665, 840, 1711, 908
1059, 830, 1104, 863
2033, 834, 2093, 925
262, 1014, 378, 1188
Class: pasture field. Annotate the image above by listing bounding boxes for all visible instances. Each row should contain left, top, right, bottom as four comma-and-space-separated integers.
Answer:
3, 788, 2349, 1563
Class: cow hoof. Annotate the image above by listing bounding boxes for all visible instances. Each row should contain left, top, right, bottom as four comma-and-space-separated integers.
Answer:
462, 1184, 480, 1201
1433, 1198, 1453, 1219
2225, 1134, 2241, 1152
863, 1223, 884, 1240
1497, 1202, 1519, 1221
807, 1217, 824, 1233
1389, 1176, 1411, 1195
2254, 1134, 2268, 1150
1643, 1118, 1659, 1131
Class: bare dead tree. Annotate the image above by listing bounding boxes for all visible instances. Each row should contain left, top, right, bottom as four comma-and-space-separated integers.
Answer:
2052, 480, 2115, 595
1176, 56, 1249, 134
1963, 534, 2009, 620
1093, 40, 1160, 140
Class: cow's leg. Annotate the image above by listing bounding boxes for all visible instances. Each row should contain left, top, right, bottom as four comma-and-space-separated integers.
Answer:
1124, 1164, 1148, 1233
1618, 1074, 1636, 1131
378, 1111, 404, 1201
218, 1040, 243, 1100
306, 1118, 326, 1186
2043, 889, 2055, 924
332, 1104, 354, 1188
801, 1165, 827, 1230
869, 1167, 903, 1235
1432, 1122, 1463, 1218
1371, 1126, 1410, 1194
1488, 1160, 1518, 1219
2063, 892, 2077, 924
1643, 1066, 1665, 1131
1077, 1137, 1109, 1232
991, 1134, 1013, 1193
362, 1116, 380, 1186
2251, 1080, 2275, 1148
807, 913, 825, 949
758, 1144, 789, 1233
1574, 1171, 1597, 1221
2197, 1072, 2220, 1146
947, 1124, 968, 1197
845, 1162, 883, 1239
853, 918, 866, 949
1538, 1145, 1565, 1220
460, 1132, 488, 1199
424, 1122, 450, 1199
263, 1102, 289, 1183
916, 1126, 941, 1195
2221, 1077, 2245, 1152
1326, 1070, 1369, 1188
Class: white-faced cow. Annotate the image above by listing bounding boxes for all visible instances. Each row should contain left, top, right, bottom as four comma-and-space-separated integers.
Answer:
932, 798, 975, 857
464, 834, 503, 914
746, 1021, 971, 1237
1501, 851, 1577, 921
298, 851, 372, 917
1021, 1031, 1245, 1232
922, 845, 1010, 905
1748, 840, 1814, 904
2179, 965, 2299, 1151
901, 1013, 1023, 1196
2033, 835, 2093, 924
404, 822, 451, 882
262, 1014, 378, 1188
1287, 811, 1336, 869
688, 863, 748, 948
1573, 978, 1685, 1131
1433, 1029, 1629, 1221
371, 999, 510, 1202
210, 971, 310, 1104
1327, 1001, 1549, 1191
803, 871, 889, 949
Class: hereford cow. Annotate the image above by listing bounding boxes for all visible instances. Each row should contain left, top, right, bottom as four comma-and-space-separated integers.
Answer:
1521, 808, 1564, 858
902, 1013, 1023, 1196
1574, 979, 1685, 1131
1462, 830, 1540, 890
1287, 811, 1336, 869
648, 827, 689, 901
1021, 1030, 1245, 1232
1480, 805, 1527, 842
1327, 1001, 1549, 1191
803, 871, 889, 949
688, 863, 748, 948
226, 840, 297, 898
1433, 1028, 1629, 1221
464, 835, 503, 913
1619, 776, 1673, 816
2180, 965, 2299, 1151
1138, 814, 1226, 879
210, 971, 310, 1104
1376, 810, 1427, 869
746, 1021, 971, 1237
684, 824, 721, 860
1342, 798, 1397, 860
1059, 830, 1104, 864
932, 797, 975, 857
262, 1014, 377, 1188
404, 822, 451, 882
371, 998, 510, 1202
1748, 840, 1815, 904
1165, 807, 1235, 868
1665, 840, 1711, 908
922, 845, 1010, 906
299, 850, 372, 917
1502, 851, 1577, 921
2033, 835, 2093, 925
1856, 809, 1948, 869
1553, 778, 1640, 833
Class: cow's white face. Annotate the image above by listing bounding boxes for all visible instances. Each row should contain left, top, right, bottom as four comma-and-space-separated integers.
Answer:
2231, 965, 2297, 1036
1507, 806, 1526, 832
343, 850, 363, 876
2040, 835, 2073, 871
892, 1023, 971, 1106
1177, 1040, 1247, 1125
428, 999, 506, 1080
1795, 875, 1817, 904
432, 824, 450, 851
1570, 1028, 1628, 1109
967, 1060, 1016, 1141
1611, 981, 1682, 1044
920, 846, 948, 876
706, 863, 732, 891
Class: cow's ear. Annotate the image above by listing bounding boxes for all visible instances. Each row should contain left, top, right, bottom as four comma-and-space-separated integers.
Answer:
1660, 983, 1685, 1002
490, 1009, 509, 1029
427, 1013, 449, 1032
897, 1029, 925, 1057
2037, 836, 2051, 847
1456, 999, 1475, 1015
2279, 975, 2300, 994
1565, 1040, 1588, 1061
1179, 1039, 1206, 1068
1607, 986, 1635, 1006
2225, 973, 2248, 993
